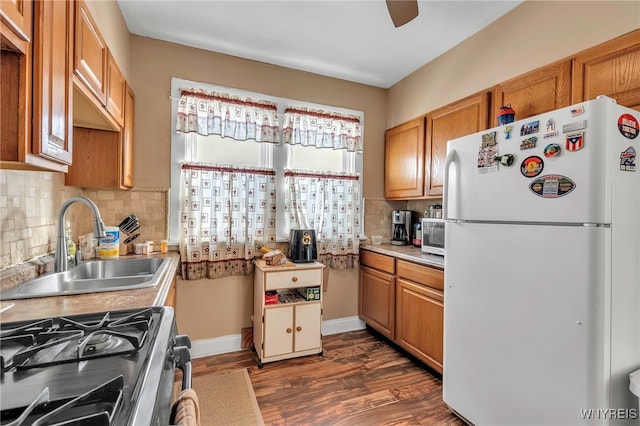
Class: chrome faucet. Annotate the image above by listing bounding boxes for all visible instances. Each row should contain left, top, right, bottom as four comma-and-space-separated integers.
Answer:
55, 196, 107, 273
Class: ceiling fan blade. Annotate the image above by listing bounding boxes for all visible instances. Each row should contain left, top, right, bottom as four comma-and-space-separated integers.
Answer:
386, 0, 419, 28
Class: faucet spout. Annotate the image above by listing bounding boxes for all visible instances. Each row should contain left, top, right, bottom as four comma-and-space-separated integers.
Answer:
55, 197, 107, 273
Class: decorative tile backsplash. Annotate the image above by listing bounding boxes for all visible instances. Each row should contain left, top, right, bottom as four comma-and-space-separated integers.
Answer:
0, 170, 168, 271
363, 198, 442, 243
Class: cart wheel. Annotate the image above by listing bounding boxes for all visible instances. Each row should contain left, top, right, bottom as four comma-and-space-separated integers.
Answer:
258, 361, 264, 369
318, 351, 323, 356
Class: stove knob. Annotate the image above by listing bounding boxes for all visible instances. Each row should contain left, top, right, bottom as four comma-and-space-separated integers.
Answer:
174, 334, 192, 349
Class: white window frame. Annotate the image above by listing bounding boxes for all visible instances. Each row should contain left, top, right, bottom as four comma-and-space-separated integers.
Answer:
169, 77, 363, 243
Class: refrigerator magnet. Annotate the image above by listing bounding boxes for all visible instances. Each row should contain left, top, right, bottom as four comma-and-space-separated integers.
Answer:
562, 120, 587, 133
565, 131, 585, 151
529, 175, 576, 198
570, 105, 585, 116
520, 136, 537, 150
520, 155, 544, 178
477, 132, 499, 174
618, 114, 638, 139
620, 147, 636, 172
520, 120, 539, 136
504, 125, 513, 139
543, 118, 559, 139
543, 143, 561, 158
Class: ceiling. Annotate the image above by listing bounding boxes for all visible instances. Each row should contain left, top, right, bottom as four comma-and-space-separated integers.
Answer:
117, 0, 523, 89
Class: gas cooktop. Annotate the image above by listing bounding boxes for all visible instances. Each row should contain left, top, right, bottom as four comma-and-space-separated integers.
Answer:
0, 306, 187, 425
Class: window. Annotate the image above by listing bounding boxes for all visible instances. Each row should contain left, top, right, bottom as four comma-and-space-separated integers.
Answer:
170, 77, 363, 243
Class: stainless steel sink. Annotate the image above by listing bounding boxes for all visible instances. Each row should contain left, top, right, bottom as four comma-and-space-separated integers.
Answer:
0, 257, 172, 300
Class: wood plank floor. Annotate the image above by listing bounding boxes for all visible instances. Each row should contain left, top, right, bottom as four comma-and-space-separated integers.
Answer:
187, 328, 465, 425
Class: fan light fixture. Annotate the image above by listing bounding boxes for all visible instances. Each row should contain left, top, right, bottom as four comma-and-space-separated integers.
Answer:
386, 0, 419, 27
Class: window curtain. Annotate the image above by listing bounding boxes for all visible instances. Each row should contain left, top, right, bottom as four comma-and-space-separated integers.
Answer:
179, 163, 277, 280
284, 170, 361, 269
176, 88, 280, 143
282, 107, 363, 152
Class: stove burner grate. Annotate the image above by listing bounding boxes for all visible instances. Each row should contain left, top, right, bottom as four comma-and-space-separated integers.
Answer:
1, 375, 124, 426
0, 308, 154, 371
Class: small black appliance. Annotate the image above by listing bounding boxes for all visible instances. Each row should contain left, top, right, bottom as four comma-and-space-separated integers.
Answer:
288, 229, 317, 263
391, 210, 412, 245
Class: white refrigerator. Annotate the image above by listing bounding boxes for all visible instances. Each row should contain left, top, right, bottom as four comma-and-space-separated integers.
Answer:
442, 96, 640, 425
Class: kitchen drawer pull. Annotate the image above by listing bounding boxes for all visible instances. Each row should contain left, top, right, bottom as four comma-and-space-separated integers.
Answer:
291, 276, 298, 282
296, 326, 302, 332
286, 328, 292, 333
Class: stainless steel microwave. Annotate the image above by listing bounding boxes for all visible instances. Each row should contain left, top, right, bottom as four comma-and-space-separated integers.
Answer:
421, 218, 445, 256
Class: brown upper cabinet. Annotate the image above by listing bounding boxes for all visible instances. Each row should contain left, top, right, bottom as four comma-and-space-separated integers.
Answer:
426, 91, 490, 197
31, 0, 74, 168
121, 84, 135, 188
73, 0, 107, 106
105, 51, 126, 127
490, 60, 572, 127
66, 84, 135, 189
384, 118, 426, 199
72, 0, 121, 131
572, 31, 640, 111
1, 0, 74, 172
0, 0, 32, 53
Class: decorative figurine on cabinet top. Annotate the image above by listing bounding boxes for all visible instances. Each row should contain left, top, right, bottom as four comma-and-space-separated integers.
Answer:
498, 104, 516, 126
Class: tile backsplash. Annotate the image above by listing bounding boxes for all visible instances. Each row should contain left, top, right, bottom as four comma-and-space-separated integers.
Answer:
363, 198, 442, 243
0, 170, 168, 271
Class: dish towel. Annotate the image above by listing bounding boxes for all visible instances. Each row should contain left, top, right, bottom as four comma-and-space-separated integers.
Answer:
171, 388, 201, 426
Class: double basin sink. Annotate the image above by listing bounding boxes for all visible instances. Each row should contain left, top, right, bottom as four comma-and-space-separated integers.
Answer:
0, 257, 172, 301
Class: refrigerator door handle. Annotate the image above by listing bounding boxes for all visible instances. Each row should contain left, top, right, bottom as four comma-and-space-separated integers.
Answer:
443, 149, 458, 221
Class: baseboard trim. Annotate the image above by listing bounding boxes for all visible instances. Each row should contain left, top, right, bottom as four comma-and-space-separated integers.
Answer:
190, 316, 366, 359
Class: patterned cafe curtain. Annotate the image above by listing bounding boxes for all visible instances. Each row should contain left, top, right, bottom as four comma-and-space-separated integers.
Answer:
176, 88, 280, 143
282, 107, 363, 152
285, 170, 361, 269
179, 163, 277, 279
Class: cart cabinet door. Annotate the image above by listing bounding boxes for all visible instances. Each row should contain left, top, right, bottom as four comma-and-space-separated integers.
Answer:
294, 303, 322, 352
263, 305, 293, 358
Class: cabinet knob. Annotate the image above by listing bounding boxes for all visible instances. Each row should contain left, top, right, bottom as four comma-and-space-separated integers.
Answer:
286, 328, 292, 333
291, 276, 298, 282
296, 326, 302, 332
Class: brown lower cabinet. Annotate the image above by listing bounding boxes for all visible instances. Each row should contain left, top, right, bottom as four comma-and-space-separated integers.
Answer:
359, 249, 444, 373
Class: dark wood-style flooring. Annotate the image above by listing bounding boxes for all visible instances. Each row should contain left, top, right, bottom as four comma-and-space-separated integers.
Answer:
187, 328, 465, 425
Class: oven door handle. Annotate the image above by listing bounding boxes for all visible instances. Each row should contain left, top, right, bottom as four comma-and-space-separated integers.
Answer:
174, 345, 192, 391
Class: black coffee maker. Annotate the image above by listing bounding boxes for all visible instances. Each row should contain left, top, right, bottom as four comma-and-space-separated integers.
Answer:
391, 210, 412, 246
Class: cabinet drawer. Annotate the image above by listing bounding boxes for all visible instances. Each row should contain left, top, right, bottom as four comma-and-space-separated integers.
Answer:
264, 268, 322, 290
396, 259, 443, 291
360, 250, 395, 274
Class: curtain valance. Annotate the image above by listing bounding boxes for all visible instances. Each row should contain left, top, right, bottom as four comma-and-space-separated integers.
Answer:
282, 107, 363, 152
176, 88, 280, 143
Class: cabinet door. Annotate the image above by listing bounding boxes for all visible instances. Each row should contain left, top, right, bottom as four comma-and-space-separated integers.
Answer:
396, 278, 444, 373
426, 92, 489, 196
121, 85, 134, 188
0, 0, 32, 52
294, 302, 322, 352
74, 0, 106, 105
359, 265, 395, 339
106, 51, 125, 127
572, 30, 640, 111
264, 305, 294, 358
31, 0, 73, 165
491, 60, 572, 127
384, 117, 425, 199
